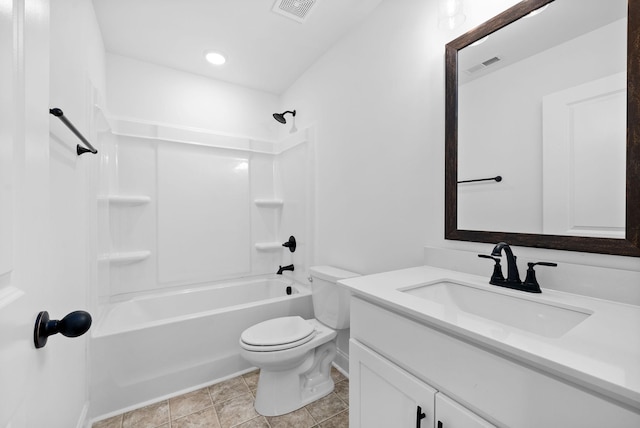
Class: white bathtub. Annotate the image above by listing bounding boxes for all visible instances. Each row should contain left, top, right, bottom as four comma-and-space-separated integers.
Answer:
89, 275, 313, 419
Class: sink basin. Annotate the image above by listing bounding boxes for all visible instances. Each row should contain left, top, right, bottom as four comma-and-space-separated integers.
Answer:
401, 280, 592, 338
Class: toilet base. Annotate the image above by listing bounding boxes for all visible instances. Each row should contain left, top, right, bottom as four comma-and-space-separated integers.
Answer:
253, 341, 337, 416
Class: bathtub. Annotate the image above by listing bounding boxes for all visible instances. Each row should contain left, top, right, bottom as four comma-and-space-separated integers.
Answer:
89, 275, 313, 419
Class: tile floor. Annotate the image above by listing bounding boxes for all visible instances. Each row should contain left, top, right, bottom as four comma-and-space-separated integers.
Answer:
92, 367, 349, 428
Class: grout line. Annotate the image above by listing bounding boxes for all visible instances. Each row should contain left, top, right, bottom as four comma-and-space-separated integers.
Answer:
302, 406, 319, 427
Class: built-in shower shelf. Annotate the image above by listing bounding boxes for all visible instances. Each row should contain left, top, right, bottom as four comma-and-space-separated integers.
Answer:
254, 199, 283, 208
255, 242, 283, 251
99, 251, 151, 264
102, 195, 151, 206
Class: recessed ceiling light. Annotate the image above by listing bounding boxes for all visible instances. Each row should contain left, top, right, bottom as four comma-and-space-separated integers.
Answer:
469, 36, 489, 47
524, 4, 549, 18
205, 51, 226, 66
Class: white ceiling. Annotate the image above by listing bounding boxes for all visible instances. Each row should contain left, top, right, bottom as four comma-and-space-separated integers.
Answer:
92, 0, 384, 95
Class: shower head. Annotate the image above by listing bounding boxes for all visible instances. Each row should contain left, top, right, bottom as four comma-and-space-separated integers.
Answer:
273, 110, 296, 124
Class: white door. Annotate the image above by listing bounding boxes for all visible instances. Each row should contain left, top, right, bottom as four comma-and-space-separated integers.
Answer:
542, 72, 626, 238
349, 340, 436, 428
0, 0, 57, 426
435, 393, 496, 428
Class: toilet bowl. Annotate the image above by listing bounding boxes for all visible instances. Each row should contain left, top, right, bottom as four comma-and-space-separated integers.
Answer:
239, 266, 359, 416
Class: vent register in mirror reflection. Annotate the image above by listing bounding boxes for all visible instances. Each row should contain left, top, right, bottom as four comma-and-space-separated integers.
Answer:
454, 0, 627, 239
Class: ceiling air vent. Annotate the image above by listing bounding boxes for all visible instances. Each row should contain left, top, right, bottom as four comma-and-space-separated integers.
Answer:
272, 0, 318, 23
466, 56, 502, 74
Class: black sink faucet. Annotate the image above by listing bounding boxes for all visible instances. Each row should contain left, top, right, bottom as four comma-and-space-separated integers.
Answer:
490, 242, 521, 286
277, 264, 294, 275
479, 242, 558, 293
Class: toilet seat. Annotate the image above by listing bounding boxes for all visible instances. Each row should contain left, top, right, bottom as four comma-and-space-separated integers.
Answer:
240, 316, 316, 352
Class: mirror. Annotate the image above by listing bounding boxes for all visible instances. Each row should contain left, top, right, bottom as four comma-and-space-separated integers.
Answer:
445, 0, 640, 257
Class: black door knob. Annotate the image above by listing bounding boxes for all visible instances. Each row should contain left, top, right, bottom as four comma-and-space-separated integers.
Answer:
34, 310, 92, 349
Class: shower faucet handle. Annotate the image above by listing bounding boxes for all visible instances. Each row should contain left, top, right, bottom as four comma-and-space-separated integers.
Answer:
282, 236, 296, 252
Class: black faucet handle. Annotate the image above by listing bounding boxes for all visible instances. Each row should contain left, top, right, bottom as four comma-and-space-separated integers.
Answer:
523, 262, 558, 293
282, 236, 296, 252
478, 254, 506, 285
530, 262, 558, 268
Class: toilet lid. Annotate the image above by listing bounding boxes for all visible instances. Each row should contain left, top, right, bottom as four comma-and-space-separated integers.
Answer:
240, 331, 316, 352
241, 316, 315, 347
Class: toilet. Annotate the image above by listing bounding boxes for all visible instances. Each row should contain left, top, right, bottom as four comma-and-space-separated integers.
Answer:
239, 265, 359, 416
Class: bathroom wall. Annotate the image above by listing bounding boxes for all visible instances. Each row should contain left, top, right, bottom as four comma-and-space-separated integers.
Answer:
106, 54, 280, 142
279, 0, 640, 306
279, 0, 519, 273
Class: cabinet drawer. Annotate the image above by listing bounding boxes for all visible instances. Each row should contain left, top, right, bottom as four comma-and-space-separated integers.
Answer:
351, 297, 640, 428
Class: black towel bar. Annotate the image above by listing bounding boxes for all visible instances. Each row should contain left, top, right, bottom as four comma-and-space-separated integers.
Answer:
457, 175, 502, 184
49, 108, 98, 156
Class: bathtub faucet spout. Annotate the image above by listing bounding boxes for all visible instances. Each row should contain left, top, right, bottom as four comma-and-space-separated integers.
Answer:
277, 264, 294, 275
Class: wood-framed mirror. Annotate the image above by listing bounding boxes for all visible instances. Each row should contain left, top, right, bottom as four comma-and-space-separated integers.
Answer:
445, 0, 640, 257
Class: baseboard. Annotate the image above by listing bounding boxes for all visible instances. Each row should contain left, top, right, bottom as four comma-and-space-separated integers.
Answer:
333, 348, 349, 377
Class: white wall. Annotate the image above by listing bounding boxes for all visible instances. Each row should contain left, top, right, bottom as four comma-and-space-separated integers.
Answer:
106, 54, 280, 142
279, 0, 518, 274
280, 0, 640, 305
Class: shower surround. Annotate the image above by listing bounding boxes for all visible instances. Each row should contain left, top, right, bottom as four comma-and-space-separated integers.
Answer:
96, 117, 314, 299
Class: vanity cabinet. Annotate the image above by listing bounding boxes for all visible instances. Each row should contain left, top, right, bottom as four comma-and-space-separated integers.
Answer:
350, 339, 494, 427
435, 393, 495, 428
349, 296, 640, 428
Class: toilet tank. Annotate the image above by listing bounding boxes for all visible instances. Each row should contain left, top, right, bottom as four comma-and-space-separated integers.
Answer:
309, 266, 360, 329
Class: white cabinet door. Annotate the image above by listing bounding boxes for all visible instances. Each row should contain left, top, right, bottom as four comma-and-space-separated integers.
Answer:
0, 0, 54, 426
435, 393, 495, 428
350, 339, 436, 428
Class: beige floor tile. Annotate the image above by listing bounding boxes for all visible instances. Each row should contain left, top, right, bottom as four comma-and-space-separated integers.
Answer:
232, 416, 270, 427
242, 370, 260, 390
171, 406, 220, 428
330, 367, 346, 383
334, 380, 349, 405
92, 414, 122, 428
214, 392, 259, 428
94, 371, 349, 428
305, 393, 348, 423
318, 409, 349, 428
209, 376, 251, 403
169, 388, 213, 420
266, 407, 316, 428
122, 400, 170, 428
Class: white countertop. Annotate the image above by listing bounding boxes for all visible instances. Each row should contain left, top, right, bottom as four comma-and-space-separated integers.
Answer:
339, 265, 640, 410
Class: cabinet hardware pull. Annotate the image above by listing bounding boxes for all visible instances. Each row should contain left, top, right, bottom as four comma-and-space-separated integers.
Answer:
437, 421, 443, 428
416, 406, 426, 428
